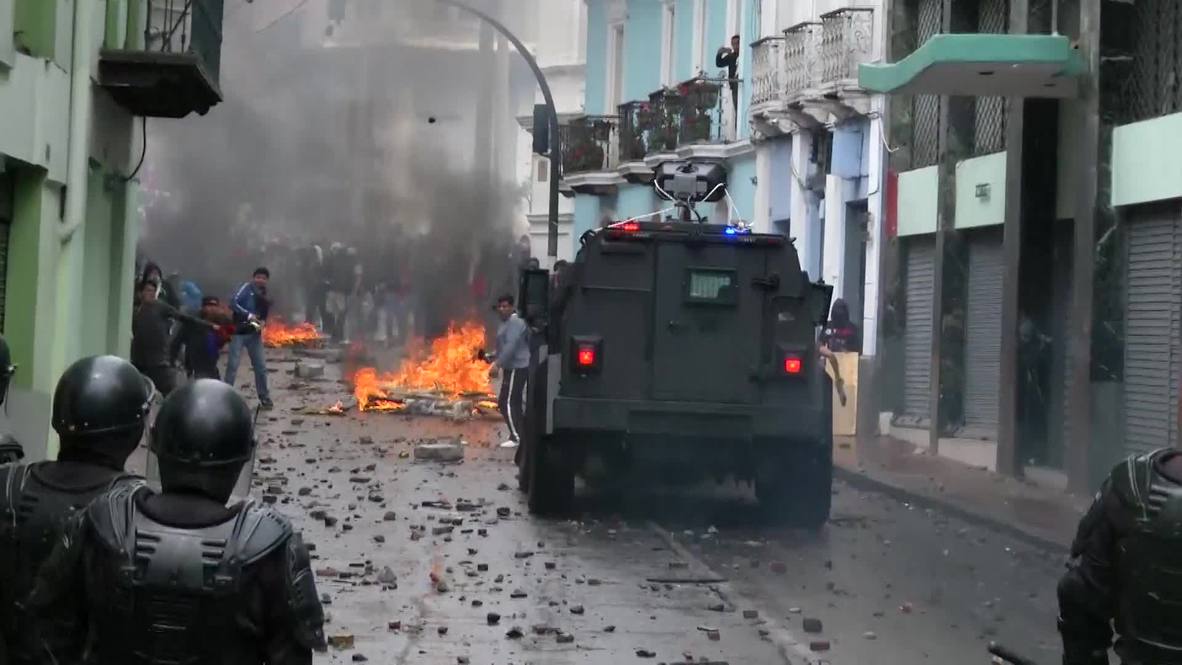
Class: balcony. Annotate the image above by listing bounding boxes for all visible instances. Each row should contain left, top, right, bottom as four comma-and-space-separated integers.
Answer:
99, 0, 225, 118
559, 116, 621, 194
749, 9, 878, 134
817, 8, 875, 100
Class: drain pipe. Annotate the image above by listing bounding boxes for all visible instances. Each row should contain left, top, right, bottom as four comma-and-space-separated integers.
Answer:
59, 0, 96, 244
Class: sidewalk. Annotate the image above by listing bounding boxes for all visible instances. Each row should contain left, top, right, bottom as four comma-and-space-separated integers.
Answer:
833, 434, 1089, 553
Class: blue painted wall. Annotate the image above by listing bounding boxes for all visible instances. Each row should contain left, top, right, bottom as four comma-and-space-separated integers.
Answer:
704, 0, 728, 77
623, 0, 663, 102
618, 183, 660, 220
727, 154, 757, 222
674, 0, 696, 82
737, 0, 758, 139
768, 137, 793, 222
585, 0, 608, 114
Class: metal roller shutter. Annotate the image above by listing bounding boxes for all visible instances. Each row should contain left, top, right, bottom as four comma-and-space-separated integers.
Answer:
902, 237, 936, 421
1123, 208, 1182, 456
1048, 223, 1074, 468
963, 228, 1005, 438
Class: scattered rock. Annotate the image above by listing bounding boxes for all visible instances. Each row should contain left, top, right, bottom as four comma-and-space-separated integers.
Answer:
636, 649, 656, 658
514, 551, 533, 559
497, 507, 512, 518
351, 654, 368, 662
863, 631, 878, 640
433, 526, 455, 536
556, 632, 575, 644
802, 618, 823, 633
707, 603, 726, 612
388, 621, 401, 631
373, 535, 386, 544
809, 640, 831, 652
377, 567, 397, 585
570, 605, 585, 615
358, 436, 373, 445
457, 658, 470, 665
298, 487, 313, 496
604, 625, 616, 633
383, 511, 397, 521
487, 612, 501, 625
510, 589, 527, 599
742, 610, 759, 619
328, 634, 354, 650
506, 627, 524, 640
414, 439, 465, 462
437, 626, 449, 636
323, 516, 339, 528
545, 561, 557, 570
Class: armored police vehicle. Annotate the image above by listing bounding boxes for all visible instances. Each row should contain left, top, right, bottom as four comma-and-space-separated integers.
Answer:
516, 161, 834, 527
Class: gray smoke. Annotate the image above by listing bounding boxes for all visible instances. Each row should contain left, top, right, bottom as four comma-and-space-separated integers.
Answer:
140, 0, 537, 316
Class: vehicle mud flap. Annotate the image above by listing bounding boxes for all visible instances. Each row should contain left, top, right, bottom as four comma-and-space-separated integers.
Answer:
523, 352, 573, 513
756, 363, 833, 529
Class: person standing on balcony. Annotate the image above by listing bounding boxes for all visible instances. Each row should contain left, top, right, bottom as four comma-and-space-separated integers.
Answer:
716, 35, 742, 126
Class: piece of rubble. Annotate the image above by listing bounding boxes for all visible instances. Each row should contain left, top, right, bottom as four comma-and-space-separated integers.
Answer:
505, 627, 524, 640
742, 610, 759, 619
802, 617, 823, 633
295, 361, 325, 379
496, 507, 511, 518
413, 439, 465, 462
487, 612, 501, 625
358, 436, 373, 445
570, 605, 584, 615
863, 631, 878, 640
457, 658, 470, 664
373, 535, 386, 544
603, 625, 616, 632
328, 634, 354, 650
377, 567, 397, 585
383, 511, 397, 521
510, 589, 527, 599
351, 654, 368, 662
437, 626, 449, 636
556, 632, 575, 644
388, 621, 401, 631
636, 649, 656, 658
809, 640, 831, 652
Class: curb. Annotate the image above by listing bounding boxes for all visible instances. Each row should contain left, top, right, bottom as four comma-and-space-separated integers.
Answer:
833, 465, 1072, 555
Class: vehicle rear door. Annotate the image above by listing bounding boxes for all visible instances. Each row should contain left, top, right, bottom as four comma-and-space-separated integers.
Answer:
651, 241, 761, 403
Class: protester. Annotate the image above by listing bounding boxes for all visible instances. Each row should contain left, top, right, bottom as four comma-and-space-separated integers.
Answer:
819, 298, 861, 354
225, 267, 273, 409
132, 280, 210, 396
325, 243, 351, 342
139, 262, 181, 310
483, 294, 529, 449
172, 296, 254, 380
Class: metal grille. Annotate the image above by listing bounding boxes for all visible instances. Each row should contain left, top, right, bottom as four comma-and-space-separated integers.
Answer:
979, 0, 1009, 32
974, 97, 1007, 155
1122, 208, 1182, 454
963, 229, 1005, 438
911, 0, 943, 168
903, 238, 937, 421
1118, 0, 1182, 124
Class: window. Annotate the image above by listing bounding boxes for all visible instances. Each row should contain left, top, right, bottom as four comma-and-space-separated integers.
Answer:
685, 269, 738, 305
606, 24, 625, 113
693, 0, 707, 74
537, 158, 549, 182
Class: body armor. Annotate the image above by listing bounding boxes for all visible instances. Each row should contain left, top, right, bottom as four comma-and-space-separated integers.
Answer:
81, 483, 324, 665
0, 461, 135, 663
1110, 449, 1182, 664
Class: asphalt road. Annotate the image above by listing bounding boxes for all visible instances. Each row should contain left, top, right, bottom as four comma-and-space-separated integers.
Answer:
241, 349, 1064, 665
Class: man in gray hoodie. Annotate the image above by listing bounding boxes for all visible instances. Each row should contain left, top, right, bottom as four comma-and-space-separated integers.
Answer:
486, 294, 530, 449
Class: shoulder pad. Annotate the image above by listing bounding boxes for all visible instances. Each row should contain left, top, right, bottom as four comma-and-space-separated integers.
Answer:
1107, 452, 1159, 514
86, 482, 143, 553
234, 501, 294, 566
0, 434, 24, 463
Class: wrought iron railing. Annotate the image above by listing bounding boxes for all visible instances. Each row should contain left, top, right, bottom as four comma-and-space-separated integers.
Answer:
783, 21, 822, 100
751, 36, 787, 107
144, 0, 224, 84
674, 77, 737, 145
818, 8, 874, 88
559, 116, 618, 174
617, 101, 651, 162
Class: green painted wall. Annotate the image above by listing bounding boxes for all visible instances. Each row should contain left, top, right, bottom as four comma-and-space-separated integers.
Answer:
896, 165, 939, 236
1111, 111, 1182, 208
5, 168, 60, 396
954, 151, 1006, 229
107, 180, 137, 355
82, 164, 113, 356
13, 0, 58, 61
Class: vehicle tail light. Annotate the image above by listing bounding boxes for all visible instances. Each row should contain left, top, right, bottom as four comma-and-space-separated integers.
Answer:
570, 336, 603, 375
783, 356, 803, 375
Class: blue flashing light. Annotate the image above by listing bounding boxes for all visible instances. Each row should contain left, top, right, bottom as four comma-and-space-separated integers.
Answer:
724, 227, 738, 235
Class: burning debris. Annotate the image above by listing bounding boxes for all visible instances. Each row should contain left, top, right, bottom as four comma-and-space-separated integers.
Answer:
346, 323, 499, 419
263, 320, 325, 348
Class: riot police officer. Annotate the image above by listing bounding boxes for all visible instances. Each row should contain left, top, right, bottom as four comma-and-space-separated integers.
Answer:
1057, 448, 1182, 665
0, 355, 150, 664
0, 335, 22, 463
26, 379, 327, 665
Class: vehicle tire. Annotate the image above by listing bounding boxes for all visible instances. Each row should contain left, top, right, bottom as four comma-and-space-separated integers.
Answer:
527, 433, 574, 516
757, 445, 832, 530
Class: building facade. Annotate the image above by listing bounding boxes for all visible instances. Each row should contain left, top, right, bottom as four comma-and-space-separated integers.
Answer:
861, 0, 1182, 492
0, 0, 223, 457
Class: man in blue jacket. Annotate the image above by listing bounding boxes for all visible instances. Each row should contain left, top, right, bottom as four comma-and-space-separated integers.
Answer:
484, 294, 530, 449
225, 267, 273, 409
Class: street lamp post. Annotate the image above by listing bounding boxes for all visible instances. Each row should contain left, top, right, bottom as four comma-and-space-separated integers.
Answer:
437, 0, 561, 259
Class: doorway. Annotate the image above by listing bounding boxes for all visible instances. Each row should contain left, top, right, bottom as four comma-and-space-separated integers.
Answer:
843, 201, 869, 329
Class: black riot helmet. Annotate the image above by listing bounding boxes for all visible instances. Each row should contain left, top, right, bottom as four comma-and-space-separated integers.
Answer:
151, 379, 256, 503
52, 355, 153, 466
0, 334, 14, 407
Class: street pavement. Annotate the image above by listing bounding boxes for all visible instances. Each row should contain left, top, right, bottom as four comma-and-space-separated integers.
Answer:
239, 349, 1065, 665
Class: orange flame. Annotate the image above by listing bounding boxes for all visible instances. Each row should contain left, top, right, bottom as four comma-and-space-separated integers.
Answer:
262, 319, 324, 348
352, 322, 491, 412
